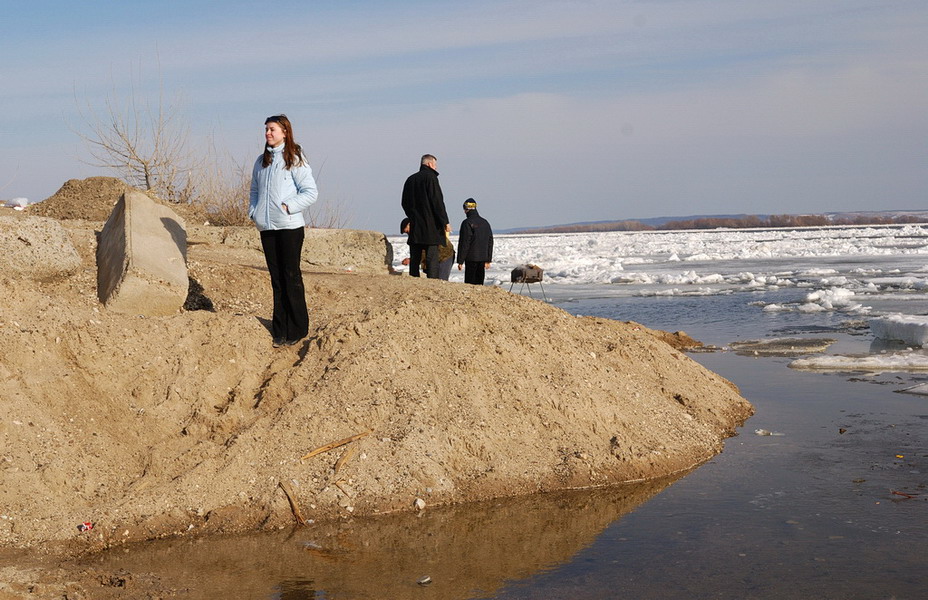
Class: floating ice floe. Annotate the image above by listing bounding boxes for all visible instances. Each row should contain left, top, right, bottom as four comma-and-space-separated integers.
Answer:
804, 287, 859, 310
869, 314, 928, 347
754, 429, 785, 436
868, 276, 928, 291
897, 382, 928, 396
789, 352, 928, 372
637, 286, 722, 297
730, 337, 836, 357
761, 287, 870, 314
798, 268, 839, 277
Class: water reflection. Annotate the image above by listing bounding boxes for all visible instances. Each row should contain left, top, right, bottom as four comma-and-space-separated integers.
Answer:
88, 476, 682, 599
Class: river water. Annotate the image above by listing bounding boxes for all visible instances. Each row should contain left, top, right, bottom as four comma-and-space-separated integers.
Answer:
491, 290, 927, 599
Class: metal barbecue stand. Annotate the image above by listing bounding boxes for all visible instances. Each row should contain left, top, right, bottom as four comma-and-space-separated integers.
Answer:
508, 264, 548, 302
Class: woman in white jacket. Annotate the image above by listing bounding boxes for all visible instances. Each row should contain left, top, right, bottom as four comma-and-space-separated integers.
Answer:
249, 114, 318, 347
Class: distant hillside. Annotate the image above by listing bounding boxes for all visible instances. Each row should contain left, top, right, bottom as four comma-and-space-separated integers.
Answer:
504, 210, 928, 234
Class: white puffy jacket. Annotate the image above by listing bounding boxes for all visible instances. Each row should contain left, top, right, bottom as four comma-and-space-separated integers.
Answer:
248, 144, 318, 231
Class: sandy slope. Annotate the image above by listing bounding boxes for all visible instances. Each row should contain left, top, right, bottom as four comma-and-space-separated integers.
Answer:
0, 179, 752, 597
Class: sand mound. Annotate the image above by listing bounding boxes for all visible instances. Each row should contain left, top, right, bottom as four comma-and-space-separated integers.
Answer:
29, 177, 131, 221
0, 199, 752, 593
29, 176, 208, 224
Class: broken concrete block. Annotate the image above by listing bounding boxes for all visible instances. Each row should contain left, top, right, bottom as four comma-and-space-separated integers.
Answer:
0, 215, 81, 281
96, 191, 188, 316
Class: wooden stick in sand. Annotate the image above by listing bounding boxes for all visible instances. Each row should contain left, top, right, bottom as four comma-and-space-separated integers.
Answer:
278, 480, 307, 525
301, 429, 373, 461
334, 479, 353, 497
334, 444, 358, 475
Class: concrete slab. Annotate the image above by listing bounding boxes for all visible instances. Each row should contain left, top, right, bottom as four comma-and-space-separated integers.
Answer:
96, 191, 188, 316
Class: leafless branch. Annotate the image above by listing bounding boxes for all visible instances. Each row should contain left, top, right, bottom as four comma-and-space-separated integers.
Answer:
73, 60, 195, 203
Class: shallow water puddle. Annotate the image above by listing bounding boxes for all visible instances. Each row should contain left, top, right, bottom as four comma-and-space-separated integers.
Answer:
85, 478, 681, 599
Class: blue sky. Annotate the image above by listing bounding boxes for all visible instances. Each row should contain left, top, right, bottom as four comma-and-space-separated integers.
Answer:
2, 0, 926, 231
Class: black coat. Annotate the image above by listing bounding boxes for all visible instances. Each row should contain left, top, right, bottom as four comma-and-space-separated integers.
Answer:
457, 210, 493, 263
401, 165, 448, 245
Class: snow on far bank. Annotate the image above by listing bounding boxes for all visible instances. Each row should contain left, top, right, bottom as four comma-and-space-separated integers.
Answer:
2, 198, 29, 210
869, 314, 928, 347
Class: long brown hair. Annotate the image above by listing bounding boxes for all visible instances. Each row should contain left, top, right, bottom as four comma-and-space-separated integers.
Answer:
262, 114, 305, 169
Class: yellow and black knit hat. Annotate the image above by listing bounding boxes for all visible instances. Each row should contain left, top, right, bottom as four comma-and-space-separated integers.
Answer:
463, 198, 477, 210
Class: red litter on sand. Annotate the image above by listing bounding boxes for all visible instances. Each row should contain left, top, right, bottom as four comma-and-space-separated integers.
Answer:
77, 522, 94, 532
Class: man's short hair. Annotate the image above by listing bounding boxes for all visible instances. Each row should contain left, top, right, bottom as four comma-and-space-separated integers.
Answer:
421, 154, 437, 165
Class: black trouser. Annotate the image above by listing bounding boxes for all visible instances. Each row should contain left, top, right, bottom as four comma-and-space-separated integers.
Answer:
408, 243, 439, 279
260, 228, 309, 341
464, 261, 486, 285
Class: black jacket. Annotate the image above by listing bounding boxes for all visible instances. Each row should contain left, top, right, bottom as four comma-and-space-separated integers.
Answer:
401, 165, 448, 245
457, 210, 493, 263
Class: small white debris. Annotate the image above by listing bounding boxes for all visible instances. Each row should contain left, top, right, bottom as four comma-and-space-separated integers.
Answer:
417, 576, 432, 585
414, 498, 426, 511
754, 429, 785, 436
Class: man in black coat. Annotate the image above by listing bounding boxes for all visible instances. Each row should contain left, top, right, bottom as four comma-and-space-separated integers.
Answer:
456, 198, 494, 285
401, 154, 450, 278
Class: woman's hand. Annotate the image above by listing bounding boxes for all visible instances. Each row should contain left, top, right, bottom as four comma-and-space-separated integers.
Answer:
282, 203, 290, 214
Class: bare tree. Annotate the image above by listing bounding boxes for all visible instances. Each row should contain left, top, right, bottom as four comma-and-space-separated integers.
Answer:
74, 63, 194, 203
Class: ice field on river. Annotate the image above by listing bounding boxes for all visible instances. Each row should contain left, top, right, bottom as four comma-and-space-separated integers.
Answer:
392, 223, 928, 373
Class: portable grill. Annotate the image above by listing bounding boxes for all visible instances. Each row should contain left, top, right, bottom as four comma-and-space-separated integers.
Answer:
509, 264, 548, 301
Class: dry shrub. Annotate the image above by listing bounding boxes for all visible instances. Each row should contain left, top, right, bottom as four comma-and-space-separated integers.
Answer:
190, 158, 252, 226
189, 157, 354, 228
